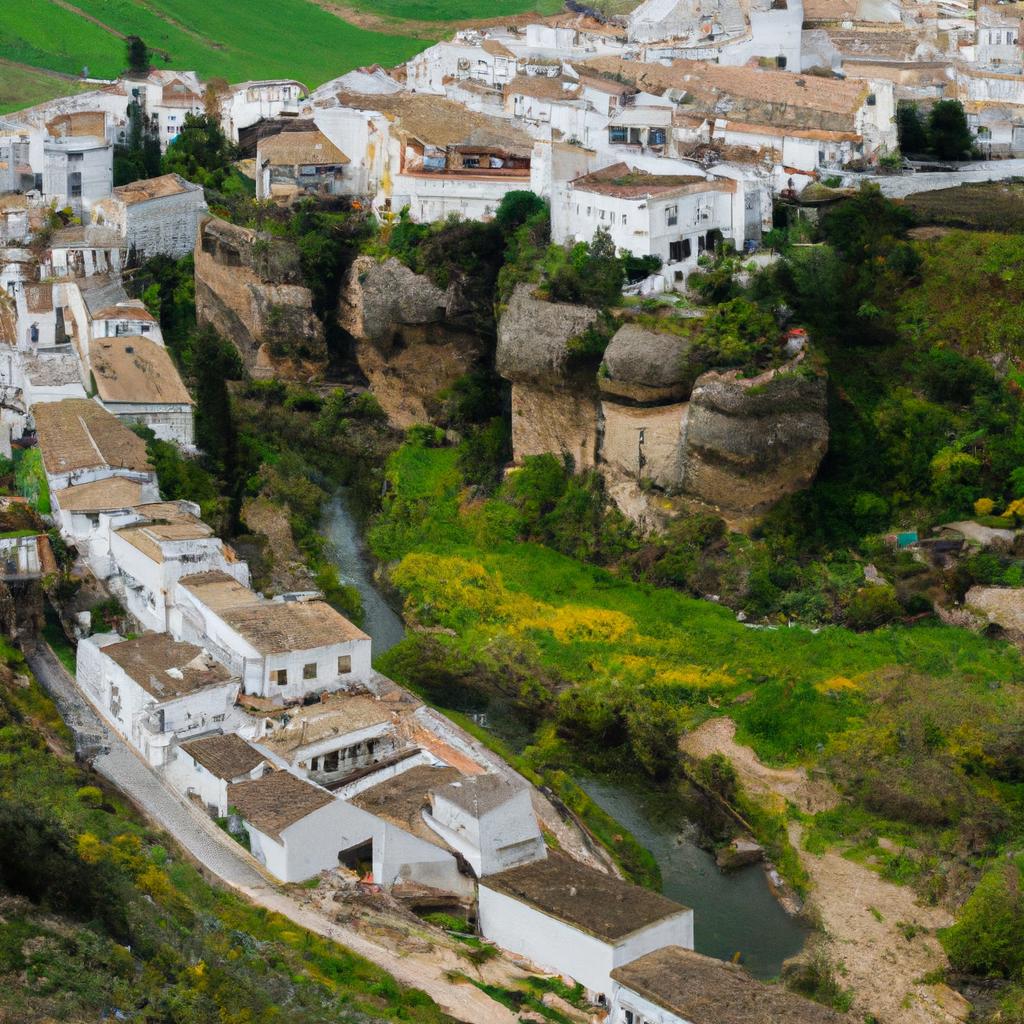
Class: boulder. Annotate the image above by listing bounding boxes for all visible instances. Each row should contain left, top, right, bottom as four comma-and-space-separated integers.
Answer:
716, 838, 764, 871
496, 283, 600, 385
194, 216, 325, 378
600, 323, 695, 403
681, 362, 828, 519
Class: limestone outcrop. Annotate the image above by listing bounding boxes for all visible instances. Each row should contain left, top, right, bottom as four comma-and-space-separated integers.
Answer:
497, 284, 602, 469
496, 291, 829, 530
194, 216, 326, 378
338, 255, 488, 427
682, 364, 829, 518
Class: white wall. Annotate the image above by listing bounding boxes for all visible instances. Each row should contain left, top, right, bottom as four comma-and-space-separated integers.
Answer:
610, 981, 687, 1024
102, 400, 194, 447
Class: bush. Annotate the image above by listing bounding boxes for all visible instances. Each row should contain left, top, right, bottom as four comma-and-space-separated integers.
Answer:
844, 585, 902, 631
942, 857, 1024, 977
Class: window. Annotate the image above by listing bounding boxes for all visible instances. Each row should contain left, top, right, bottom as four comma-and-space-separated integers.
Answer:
463, 156, 481, 168
338, 655, 352, 674
669, 238, 692, 262
303, 662, 317, 680
624, 1013, 635, 1024
609, 126, 628, 144
666, 204, 678, 226
599, 209, 606, 220
777, 55, 787, 69
621, 213, 627, 225
867, 93, 877, 106
649, 127, 666, 146
167, 126, 176, 134
271, 668, 288, 686
586, 206, 592, 216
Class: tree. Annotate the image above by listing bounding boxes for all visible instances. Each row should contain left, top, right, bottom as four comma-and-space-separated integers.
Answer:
125, 35, 150, 75
927, 100, 973, 161
494, 190, 546, 235
113, 100, 160, 187
896, 101, 929, 156
161, 112, 237, 190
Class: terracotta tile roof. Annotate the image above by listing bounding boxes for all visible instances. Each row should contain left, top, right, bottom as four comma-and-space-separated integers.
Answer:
483, 852, 688, 942
227, 771, 335, 841
103, 634, 232, 700
434, 773, 522, 817
89, 335, 193, 406
179, 570, 369, 652
133, 500, 202, 523
716, 120, 862, 143
351, 764, 463, 848
481, 38, 516, 57
33, 398, 153, 475
89, 301, 157, 322
505, 74, 581, 101
611, 947, 847, 1023
571, 161, 733, 198
46, 110, 105, 139
336, 90, 534, 152
262, 692, 396, 761
181, 733, 266, 780
53, 476, 144, 512
258, 129, 349, 166
112, 172, 201, 205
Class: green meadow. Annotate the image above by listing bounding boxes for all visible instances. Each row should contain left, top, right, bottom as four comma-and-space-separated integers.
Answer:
337, 0, 563, 22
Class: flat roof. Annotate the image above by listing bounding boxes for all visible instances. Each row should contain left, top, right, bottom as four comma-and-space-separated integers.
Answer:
227, 771, 335, 841
435, 773, 523, 817
115, 521, 213, 563
112, 172, 202, 205
571, 162, 732, 199
89, 335, 193, 407
103, 634, 232, 700
180, 733, 266, 780
611, 947, 847, 1023
262, 692, 395, 761
33, 398, 152, 475
90, 300, 157, 322
483, 853, 688, 943
53, 476, 144, 512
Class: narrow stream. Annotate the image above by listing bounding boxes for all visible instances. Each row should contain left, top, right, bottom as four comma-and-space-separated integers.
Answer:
320, 489, 808, 979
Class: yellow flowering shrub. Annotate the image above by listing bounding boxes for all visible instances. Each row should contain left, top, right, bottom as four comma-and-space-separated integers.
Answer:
974, 497, 995, 516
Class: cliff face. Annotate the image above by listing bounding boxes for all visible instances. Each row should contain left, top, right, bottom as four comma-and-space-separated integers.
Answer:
496, 299, 829, 531
338, 256, 489, 427
194, 217, 326, 378
496, 283, 602, 470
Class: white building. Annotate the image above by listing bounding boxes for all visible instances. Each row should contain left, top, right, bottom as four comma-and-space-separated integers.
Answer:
256, 129, 351, 202
76, 632, 240, 768
31, 397, 155, 491
42, 225, 126, 279
50, 476, 152, 555
406, 40, 518, 95
43, 134, 113, 219
976, 3, 1023, 72
608, 945, 846, 1024
169, 732, 269, 816
424, 773, 546, 877
169, 569, 372, 703
88, 334, 194, 445
130, 71, 205, 152
220, 80, 307, 142
109, 514, 249, 633
552, 163, 741, 288
226, 769, 383, 883
479, 854, 693, 1003
93, 173, 208, 261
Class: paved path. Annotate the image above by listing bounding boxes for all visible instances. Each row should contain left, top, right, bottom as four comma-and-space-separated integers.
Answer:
25, 641, 516, 1024
861, 159, 1024, 198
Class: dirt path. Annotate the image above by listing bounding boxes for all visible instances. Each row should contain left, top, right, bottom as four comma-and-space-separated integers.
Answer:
680, 717, 840, 814
50, 0, 126, 39
682, 717, 968, 1024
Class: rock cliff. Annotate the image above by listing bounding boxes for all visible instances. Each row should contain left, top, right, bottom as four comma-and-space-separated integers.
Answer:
194, 216, 326, 378
496, 283, 602, 470
338, 255, 489, 427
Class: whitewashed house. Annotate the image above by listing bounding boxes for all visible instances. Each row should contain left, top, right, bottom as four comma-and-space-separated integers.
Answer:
168, 732, 269, 816
551, 163, 741, 288
88, 335, 193, 445
256, 129, 350, 202
609, 946, 846, 1024
219, 80, 307, 142
130, 71, 205, 152
50, 476, 152, 557
975, 3, 1024, 72
31, 398, 155, 492
42, 225, 126, 279
108, 515, 249, 633
226, 769, 382, 883
406, 39, 518, 95
169, 569, 372, 702
85, 299, 162, 343
93, 173, 208, 261
76, 632, 240, 768
478, 854, 693, 1003
424, 773, 546, 877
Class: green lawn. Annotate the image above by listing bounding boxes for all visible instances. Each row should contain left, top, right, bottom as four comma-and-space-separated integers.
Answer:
338, 0, 563, 21
0, 0, 428, 109
0, 60, 89, 114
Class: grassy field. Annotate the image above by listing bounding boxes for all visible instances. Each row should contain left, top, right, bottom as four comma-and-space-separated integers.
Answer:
337, 0, 563, 21
0, 0, 429, 108
0, 60, 89, 114
902, 181, 1024, 232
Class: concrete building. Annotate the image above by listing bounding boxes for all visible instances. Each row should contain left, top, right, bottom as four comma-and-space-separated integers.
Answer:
93, 173, 208, 261
609, 946, 846, 1024
424, 773, 546, 877
88, 334, 194, 445
76, 632, 240, 768
220, 79, 307, 142
43, 134, 113, 219
169, 732, 269, 816
169, 570, 372, 702
551, 163, 741, 288
478, 854, 693, 1003
30, 398, 155, 491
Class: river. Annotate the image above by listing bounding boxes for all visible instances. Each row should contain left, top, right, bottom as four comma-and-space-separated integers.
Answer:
321, 489, 808, 979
